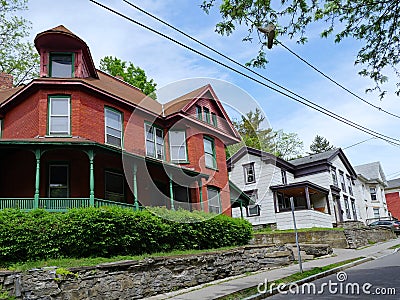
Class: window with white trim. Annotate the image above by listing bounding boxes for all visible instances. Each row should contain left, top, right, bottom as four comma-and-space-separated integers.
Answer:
339, 171, 346, 192
344, 196, 351, 219
49, 96, 70, 135
370, 187, 377, 201
347, 176, 353, 196
243, 163, 255, 184
169, 130, 187, 162
207, 187, 221, 214
105, 107, 122, 147
145, 123, 164, 159
331, 167, 338, 187
247, 204, 260, 217
373, 208, 380, 219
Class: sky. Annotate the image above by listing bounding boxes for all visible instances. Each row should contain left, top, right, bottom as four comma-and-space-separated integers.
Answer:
19, 0, 400, 179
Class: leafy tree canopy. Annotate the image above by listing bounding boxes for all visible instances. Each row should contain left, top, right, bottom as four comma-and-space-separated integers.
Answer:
309, 134, 335, 154
0, 0, 39, 86
228, 108, 304, 160
100, 56, 157, 99
201, 0, 400, 98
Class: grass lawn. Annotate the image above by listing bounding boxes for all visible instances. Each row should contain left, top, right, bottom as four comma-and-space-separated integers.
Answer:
389, 244, 400, 249
5, 246, 240, 272
217, 257, 364, 300
254, 227, 344, 234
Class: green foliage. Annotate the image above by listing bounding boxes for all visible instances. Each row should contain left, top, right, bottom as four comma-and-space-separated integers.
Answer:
308, 134, 335, 154
201, 0, 400, 98
0, 0, 39, 85
99, 56, 157, 99
227, 108, 303, 159
0, 207, 252, 267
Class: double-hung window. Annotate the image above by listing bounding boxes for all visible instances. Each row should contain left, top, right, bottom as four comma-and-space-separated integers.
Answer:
211, 113, 217, 127
169, 130, 187, 162
203, 136, 216, 169
347, 176, 353, 196
105, 108, 122, 148
344, 196, 351, 219
370, 187, 377, 201
281, 170, 287, 185
146, 123, 164, 159
196, 106, 202, 120
243, 163, 256, 184
49, 96, 70, 135
204, 107, 210, 123
331, 168, 338, 187
49, 53, 73, 78
339, 171, 346, 192
207, 187, 221, 214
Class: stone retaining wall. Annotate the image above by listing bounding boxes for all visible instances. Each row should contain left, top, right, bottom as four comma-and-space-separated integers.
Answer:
0, 245, 293, 300
251, 228, 396, 249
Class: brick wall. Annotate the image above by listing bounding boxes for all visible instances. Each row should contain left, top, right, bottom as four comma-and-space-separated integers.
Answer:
386, 192, 400, 219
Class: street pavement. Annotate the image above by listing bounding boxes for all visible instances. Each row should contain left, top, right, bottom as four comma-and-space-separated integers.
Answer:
146, 237, 400, 300
269, 249, 400, 299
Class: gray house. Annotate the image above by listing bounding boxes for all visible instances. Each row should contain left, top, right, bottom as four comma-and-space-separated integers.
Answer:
228, 147, 360, 229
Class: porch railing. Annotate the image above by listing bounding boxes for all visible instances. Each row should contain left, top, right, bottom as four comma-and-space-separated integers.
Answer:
0, 198, 35, 210
0, 198, 142, 212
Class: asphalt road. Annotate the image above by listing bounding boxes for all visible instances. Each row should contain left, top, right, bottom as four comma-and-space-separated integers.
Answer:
267, 250, 400, 299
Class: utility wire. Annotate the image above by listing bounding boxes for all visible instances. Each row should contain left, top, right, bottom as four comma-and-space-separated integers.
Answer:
278, 41, 400, 120
89, 0, 400, 147
343, 137, 376, 150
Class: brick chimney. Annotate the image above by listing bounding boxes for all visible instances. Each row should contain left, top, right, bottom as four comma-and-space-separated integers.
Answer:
0, 72, 13, 89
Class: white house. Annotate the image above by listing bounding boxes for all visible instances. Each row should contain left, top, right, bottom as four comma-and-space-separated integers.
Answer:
354, 162, 390, 224
228, 147, 361, 229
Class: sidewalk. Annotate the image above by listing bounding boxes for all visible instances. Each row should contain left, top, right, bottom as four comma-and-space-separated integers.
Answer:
147, 237, 400, 300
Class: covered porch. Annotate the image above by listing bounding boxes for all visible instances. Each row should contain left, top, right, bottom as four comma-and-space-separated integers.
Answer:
270, 181, 333, 229
0, 140, 208, 212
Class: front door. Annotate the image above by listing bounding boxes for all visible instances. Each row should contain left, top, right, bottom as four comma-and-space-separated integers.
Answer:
49, 164, 69, 198
334, 196, 344, 223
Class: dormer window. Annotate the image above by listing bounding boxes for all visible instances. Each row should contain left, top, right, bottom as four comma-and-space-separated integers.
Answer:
49, 53, 73, 78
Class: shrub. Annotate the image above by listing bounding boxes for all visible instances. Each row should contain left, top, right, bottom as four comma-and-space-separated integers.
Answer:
0, 207, 252, 266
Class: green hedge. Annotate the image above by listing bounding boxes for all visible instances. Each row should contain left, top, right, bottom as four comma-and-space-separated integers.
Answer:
0, 207, 252, 266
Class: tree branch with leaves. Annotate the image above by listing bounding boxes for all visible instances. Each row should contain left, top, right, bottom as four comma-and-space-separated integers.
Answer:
201, 0, 400, 98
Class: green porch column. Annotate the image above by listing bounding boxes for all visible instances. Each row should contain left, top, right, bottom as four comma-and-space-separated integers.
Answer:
133, 163, 139, 211
198, 180, 204, 211
88, 150, 95, 207
34, 149, 41, 209
169, 175, 175, 211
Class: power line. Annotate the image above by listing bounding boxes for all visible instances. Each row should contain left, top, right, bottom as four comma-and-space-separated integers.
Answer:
89, 0, 400, 147
343, 137, 376, 150
278, 41, 400, 120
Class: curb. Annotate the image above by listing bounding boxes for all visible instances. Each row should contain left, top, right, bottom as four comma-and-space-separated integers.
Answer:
242, 257, 374, 300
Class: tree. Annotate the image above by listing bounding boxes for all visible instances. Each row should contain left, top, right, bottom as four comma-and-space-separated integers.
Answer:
0, 0, 39, 86
100, 56, 157, 99
274, 130, 304, 160
201, 0, 400, 98
309, 135, 335, 154
227, 108, 304, 159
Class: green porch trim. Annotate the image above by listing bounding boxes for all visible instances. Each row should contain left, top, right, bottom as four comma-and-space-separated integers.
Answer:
199, 180, 204, 211
86, 149, 95, 207
169, 175, 175, 210
34, 149, 42, 209
133, 163, 139, 211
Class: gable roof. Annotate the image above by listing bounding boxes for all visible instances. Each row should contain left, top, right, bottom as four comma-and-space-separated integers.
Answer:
163, 85, 208, 115
227, 146, 295, 172
387, 178, 400, 189
289, 149, 338, 166
290, 148, 357, 178
354, 161, 387, 185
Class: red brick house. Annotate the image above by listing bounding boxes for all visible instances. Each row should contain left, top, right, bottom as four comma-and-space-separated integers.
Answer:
385, 178, 400, 220
0, 25, 243, 215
